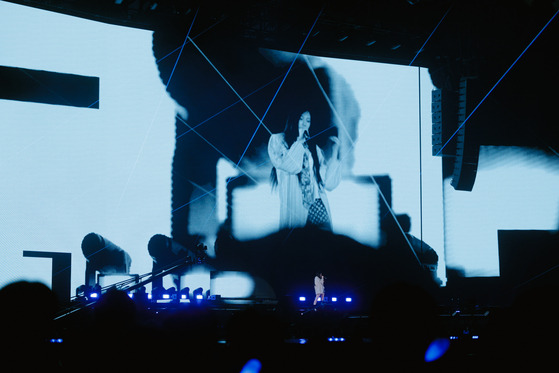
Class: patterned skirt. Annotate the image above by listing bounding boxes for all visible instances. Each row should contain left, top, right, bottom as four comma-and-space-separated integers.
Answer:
306, 198, 332, 230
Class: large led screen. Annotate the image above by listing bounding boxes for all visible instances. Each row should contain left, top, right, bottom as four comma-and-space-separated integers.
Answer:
0, 2, 449, 302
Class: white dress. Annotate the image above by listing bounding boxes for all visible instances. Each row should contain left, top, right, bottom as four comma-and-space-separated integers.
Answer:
268, 133, 341, 229
314, 276, 325, 295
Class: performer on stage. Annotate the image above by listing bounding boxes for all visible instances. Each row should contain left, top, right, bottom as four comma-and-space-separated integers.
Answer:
313, 272, 325, 306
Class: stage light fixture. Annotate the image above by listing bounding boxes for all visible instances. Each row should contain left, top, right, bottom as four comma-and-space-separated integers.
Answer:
328, 337, 345, 342
345, 297, 352, 303
298, 296, 306, 302
180, 287, 190, 299
90, 292, 99, 299
331, 297, 337, 302
192, 287, 205, 302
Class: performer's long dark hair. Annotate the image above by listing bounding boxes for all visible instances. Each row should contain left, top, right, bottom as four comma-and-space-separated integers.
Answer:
270, 110, 323, 188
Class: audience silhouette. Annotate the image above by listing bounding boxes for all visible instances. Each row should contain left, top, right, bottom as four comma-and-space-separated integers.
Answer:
0, 278, 557, 372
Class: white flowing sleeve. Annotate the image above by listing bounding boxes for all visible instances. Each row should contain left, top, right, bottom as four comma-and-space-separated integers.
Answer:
317, 145, 342, 191
268, 133, 306, 174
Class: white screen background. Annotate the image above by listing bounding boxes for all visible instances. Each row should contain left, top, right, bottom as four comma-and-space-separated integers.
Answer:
1, 2, 448, 295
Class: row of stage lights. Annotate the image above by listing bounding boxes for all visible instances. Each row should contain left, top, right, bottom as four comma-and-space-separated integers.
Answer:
84, 288, 354, 305
84, 287, 208, 303
298, 296, 353, 303
88, 292, 353, 304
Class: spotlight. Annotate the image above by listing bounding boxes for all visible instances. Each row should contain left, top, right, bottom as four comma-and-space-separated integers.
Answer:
180, 287, 190, 299
192, 287, 205, 302
153, 287, 176, 302
298, 296, 306, 302
328, 337, 345, 342
345, 297, 352, 303
331, 297, 337, 302
90, 292, 99, 299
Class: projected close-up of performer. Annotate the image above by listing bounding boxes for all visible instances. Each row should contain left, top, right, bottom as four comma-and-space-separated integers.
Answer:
268, 110, 341, 230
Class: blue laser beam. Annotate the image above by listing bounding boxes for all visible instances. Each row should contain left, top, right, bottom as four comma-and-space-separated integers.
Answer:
187, 36, 273, 136
175, 115, 259, 184
234, 6, 324, 170
435, 7, 559, 157
51, 242, 112, 279
408, 5, 453, 66
172, 169, 251, 214
173, 155, 273, 215
176, 72, 286, 140
302, 3, 454, 266
165, 8, 199, 89
173, 6, 324, 235
112, 10, 199, 218
156, 16, 224, 65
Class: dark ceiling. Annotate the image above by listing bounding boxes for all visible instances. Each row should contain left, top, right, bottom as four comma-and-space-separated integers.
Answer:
5, 0, 559, 188
6, 1, 558, 72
